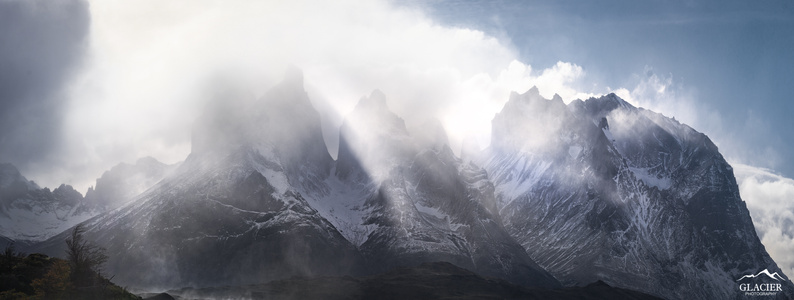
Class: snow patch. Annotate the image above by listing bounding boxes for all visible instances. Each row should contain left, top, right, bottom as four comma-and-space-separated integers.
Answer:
568, 145, 582, 159
0, 200, 96, 241
249, 149, 290, 195
492, 154, 551, 209
414, 202, 446, 219
602, 127, 615, 142
303, 174, 378, 247
629, 167, 672, 190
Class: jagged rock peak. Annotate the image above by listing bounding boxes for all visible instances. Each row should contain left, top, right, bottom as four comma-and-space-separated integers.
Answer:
84, 157, 175, 210
0, 163, 23, 180
552, 93, 563, 103
262, 67, 313, 110
355, 89, 389, 114
499, 86, 571, 118
603, 93, 633, 108
581, 93, 635, 116
336, 90, 410, 180
506, 86, 565, 110
0, 163, 23, 186
0, 163, 18, 173
0, 163, 39, 190
348, 89, 407, 135
526, 85, 540, 96
53, 184, 83, 206
506, 86, 542, 103
191, 66, 330, 167
53, 184, 80, 195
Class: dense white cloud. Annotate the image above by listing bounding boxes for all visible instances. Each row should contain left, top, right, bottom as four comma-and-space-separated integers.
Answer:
734, 164, 794, 278
39, 0, 596, 192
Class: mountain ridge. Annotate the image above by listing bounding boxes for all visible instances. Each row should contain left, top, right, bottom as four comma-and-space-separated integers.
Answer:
18, 75, 793, 299
0, 157, 176, 246
479, 87, 793, 299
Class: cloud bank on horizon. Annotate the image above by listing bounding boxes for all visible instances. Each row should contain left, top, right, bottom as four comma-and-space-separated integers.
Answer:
0, 0, 792, 279
734, 164, 794, 279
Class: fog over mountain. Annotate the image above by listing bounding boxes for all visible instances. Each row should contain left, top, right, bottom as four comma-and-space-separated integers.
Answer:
2, 1, 793, 299
13, 71, 788, 299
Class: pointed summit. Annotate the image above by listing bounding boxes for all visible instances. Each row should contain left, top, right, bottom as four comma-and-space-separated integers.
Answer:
190, 66, 331, 185
336, 90, 409, 180
526, 86, 540, 96
355, 89, 390, 115
580, 93, 635, 119
491, 86, 578, 152
0, 163, 38, 190
552, 93, 563, 103
368, 89, 386, 103
347, 89, 407, 135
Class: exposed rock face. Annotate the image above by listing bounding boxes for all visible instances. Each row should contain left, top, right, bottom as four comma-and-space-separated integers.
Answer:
27, 76, 792, 299
33, 74, 558, 290
34, 70, 363, 289
330, 91, 559, 287
479, 89, 793, 299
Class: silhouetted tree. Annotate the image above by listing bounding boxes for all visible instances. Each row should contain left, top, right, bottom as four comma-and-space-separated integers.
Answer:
1, 243, 24, 271
65, 223, 107, 288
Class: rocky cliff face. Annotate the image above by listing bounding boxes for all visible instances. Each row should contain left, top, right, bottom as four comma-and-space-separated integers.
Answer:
33, 73, 558, 290
479, 88, 793, 299
327, 91, 559, 287
34, 69, 363, 289
27, 76, 792, 299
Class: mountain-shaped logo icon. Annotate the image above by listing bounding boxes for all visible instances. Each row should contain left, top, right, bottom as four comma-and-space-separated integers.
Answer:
737, 269, 787, 281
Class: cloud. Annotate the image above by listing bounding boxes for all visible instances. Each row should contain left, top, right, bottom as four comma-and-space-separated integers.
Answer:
610, 67, 784, 172
0, 0, 90, 182
3, 0, 791, 280
14, 0, 597, 192
733, 164, 794, 278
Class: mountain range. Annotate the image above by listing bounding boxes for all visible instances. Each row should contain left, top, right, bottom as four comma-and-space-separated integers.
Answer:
5, 69, 792, 299
0, 157, 175, 246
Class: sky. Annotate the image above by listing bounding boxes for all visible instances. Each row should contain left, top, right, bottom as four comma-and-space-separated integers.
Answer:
0, 0, 792, 276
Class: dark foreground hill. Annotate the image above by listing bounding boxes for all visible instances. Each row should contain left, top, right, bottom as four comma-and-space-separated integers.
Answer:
165, 261, 662, 300
0, 248, 139, 299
